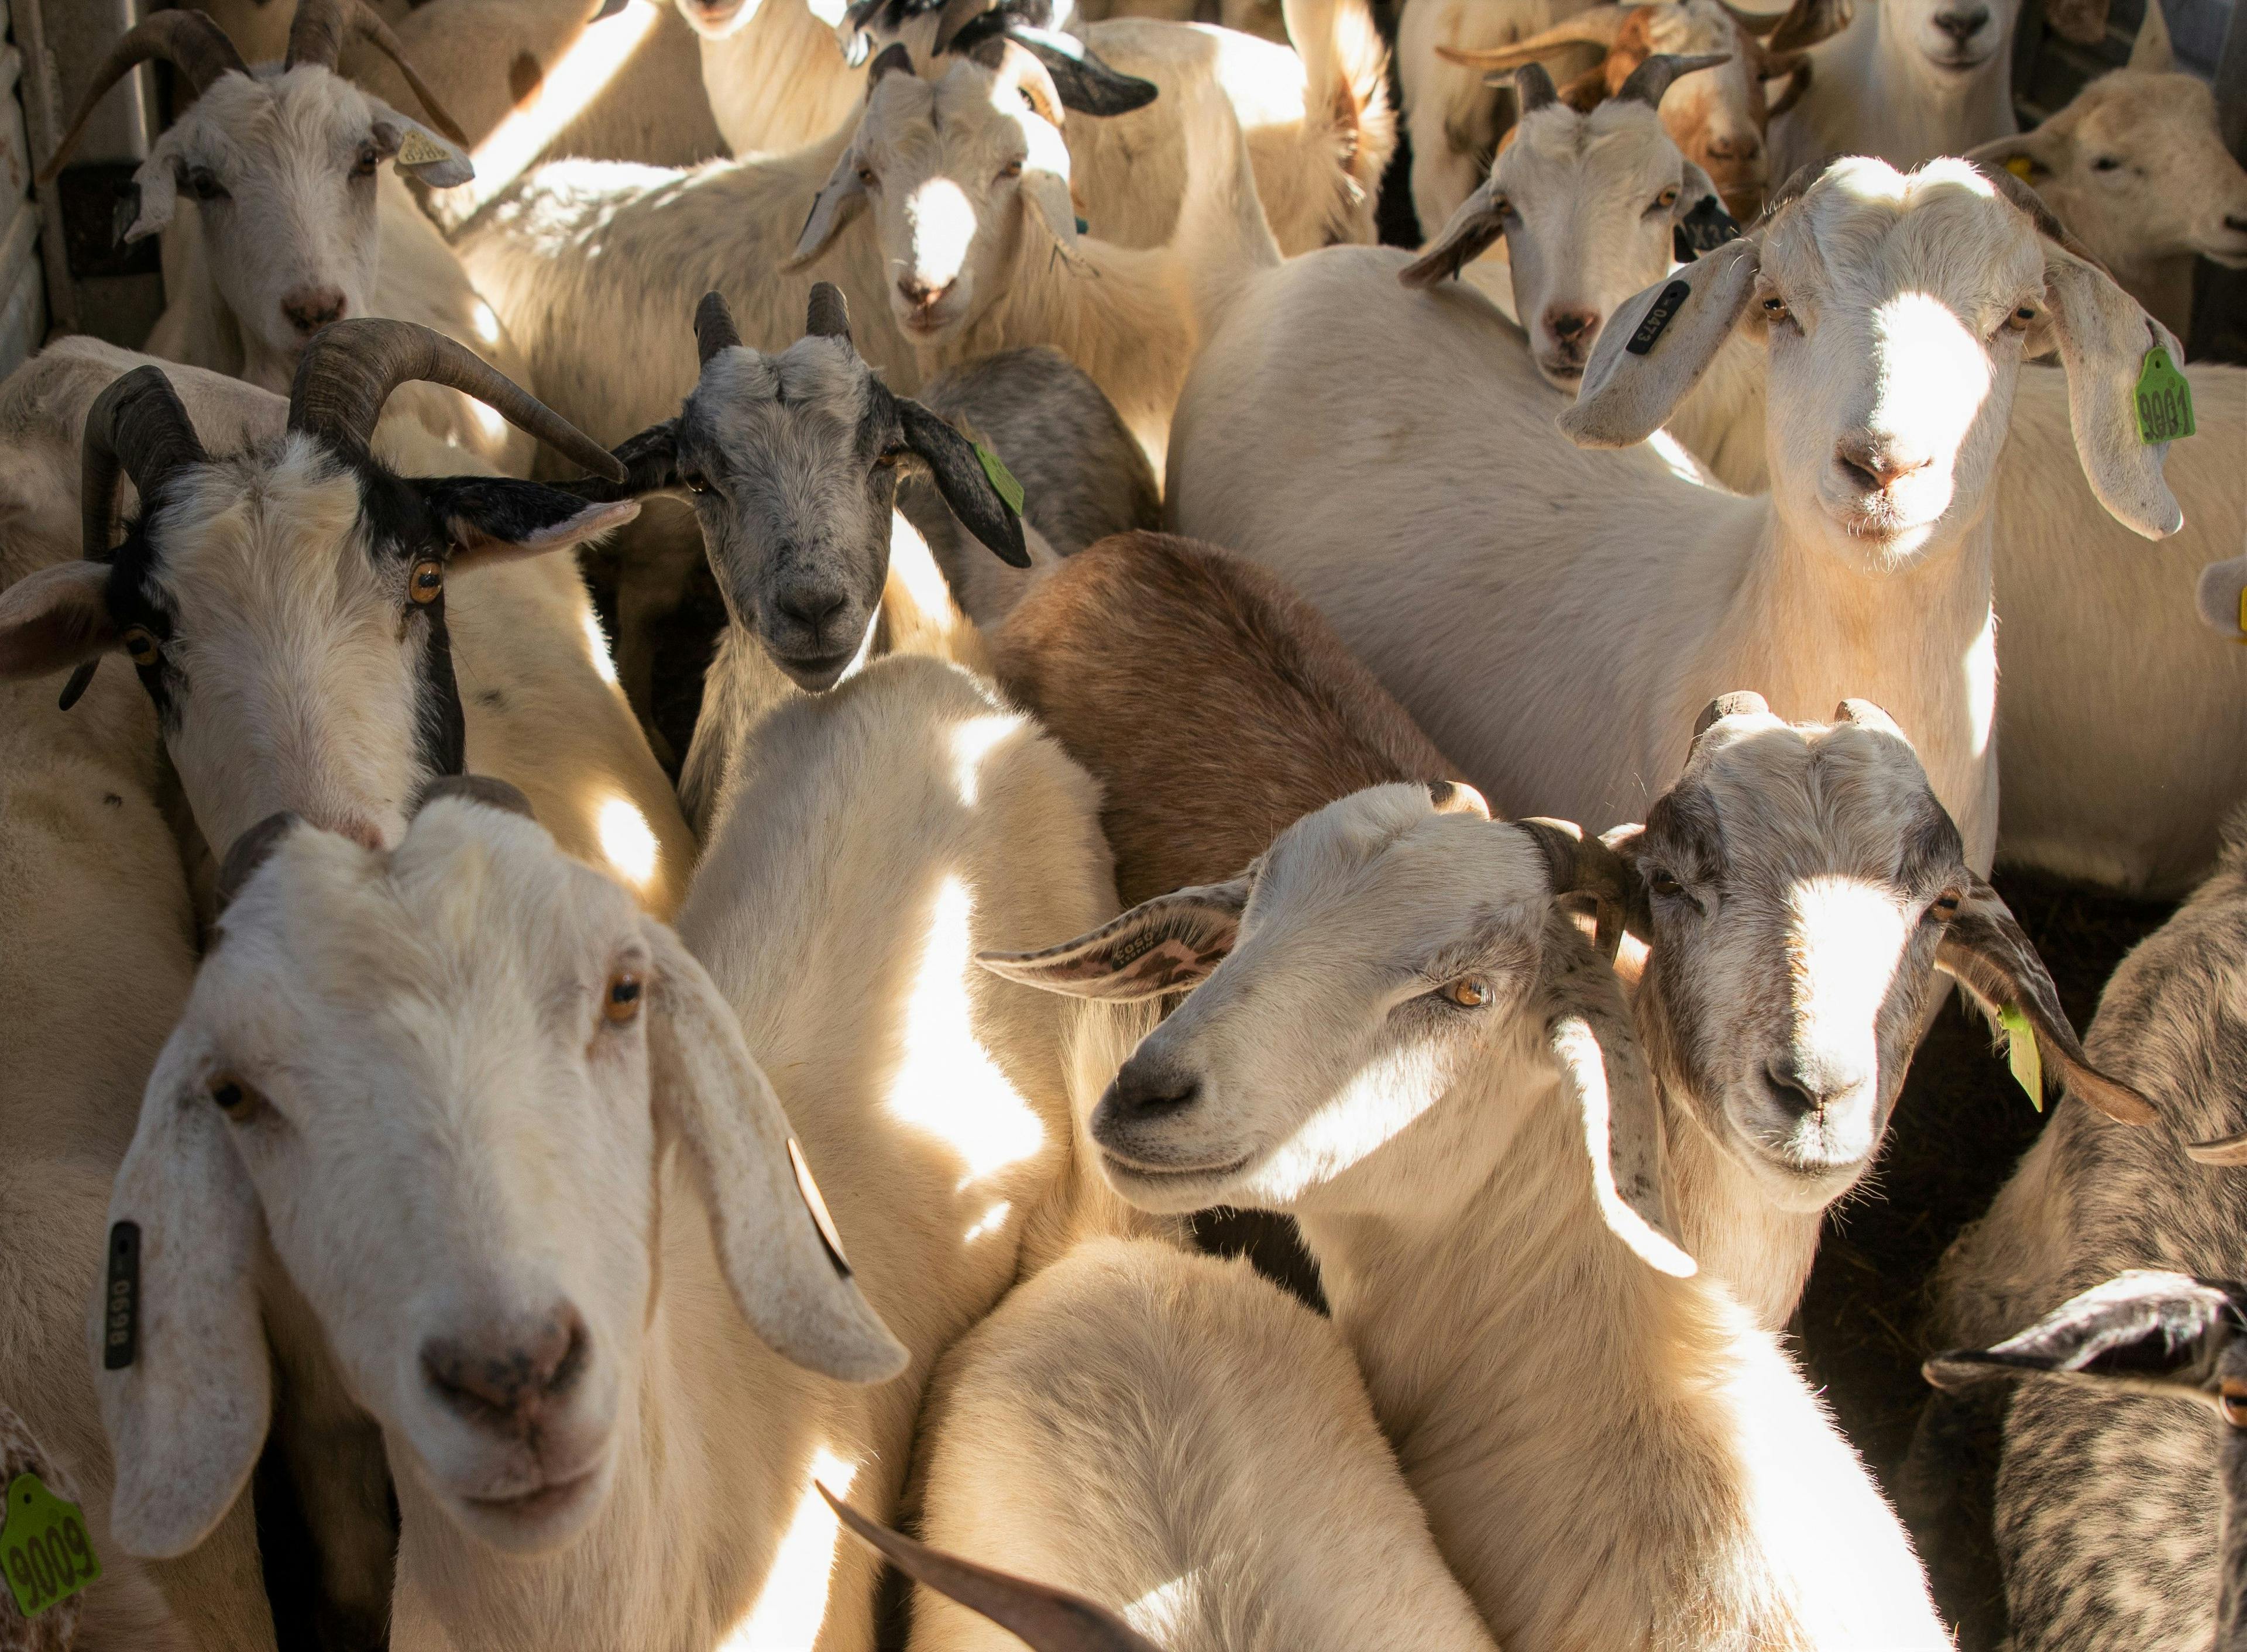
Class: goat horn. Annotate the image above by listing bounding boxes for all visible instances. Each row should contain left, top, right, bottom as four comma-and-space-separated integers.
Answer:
1691, 690, 1769, 742
1435, 5, 1629, 70
932, 0, 1000, 56
288, 319, 626, 481
288, 0, 468, 143
1521, 817, 1631, 956
415, 774, 537, 821
80, 367, 210, 562
1614, 51, 1732, 108
39, 13, 249, 185
1833, 697, 1905, 737
805, 282, 853, 343
216, 813, 304, 911
1514, 61, 1560, 113
695, 292, 744, 364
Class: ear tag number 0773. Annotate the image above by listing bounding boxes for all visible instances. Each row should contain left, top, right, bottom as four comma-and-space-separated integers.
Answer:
2135, 346, 2194, 444
2, 1473, 101, 1619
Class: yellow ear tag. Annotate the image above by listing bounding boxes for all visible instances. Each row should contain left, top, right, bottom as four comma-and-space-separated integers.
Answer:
394, 129, 452, 168
2003, 154, 2035, 181
1999, 1004, 2043, 1110
2134, 346, 2195, 444
2, 1472, 101, 1619
974, 443, 1025, 517
2237, 584, 2246, 643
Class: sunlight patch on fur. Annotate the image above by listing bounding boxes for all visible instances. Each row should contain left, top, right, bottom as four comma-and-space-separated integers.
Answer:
461, 0, 664, 214
596, 794, 659, 889
727, 1447, 861, 1650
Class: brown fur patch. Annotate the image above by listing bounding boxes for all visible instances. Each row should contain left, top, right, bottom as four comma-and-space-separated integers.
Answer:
991, 532, 1465, 906
509, 51, 544, 108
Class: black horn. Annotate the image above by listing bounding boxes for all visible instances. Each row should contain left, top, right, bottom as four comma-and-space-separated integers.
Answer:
1513, 62, 1559, 115
80, 368, 211, 562
805, 283, 853, 343
288, 319, 626, 481
39, 13, 250, 184
287, 0, 468, 142
1614, 51, 1732, 109
696, 292, 745, 364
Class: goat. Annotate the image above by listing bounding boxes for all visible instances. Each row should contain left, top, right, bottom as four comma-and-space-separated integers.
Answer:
680, 0, 879, 159
87, 780, 909, 1651
987, 780, 1954, 1648
1166, 157, 2186, 882
1401, 59, 1730, 388
833, 1237, 1504, 1652
1919, 817, 2247, 1651
1427, 0, 1849, 225
1617, 691, 2155, 1330
0, 661, 273, 1652
1770, 0, 2109, 178
40, 2, 537, 475
0, 324, 693, 909
1968, 3, 2247, 342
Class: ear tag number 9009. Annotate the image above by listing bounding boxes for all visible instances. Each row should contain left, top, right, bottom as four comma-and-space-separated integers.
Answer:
2, 1473, 101, 1619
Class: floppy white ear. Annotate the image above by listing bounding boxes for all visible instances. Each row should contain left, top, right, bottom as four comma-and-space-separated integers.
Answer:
2039, 245, 2185, 539
1019, 118, 1092, 276
788, 146, 871, 270
122, 154, 180, 243
1560, 234, 1760, 448
92, 1025, 272, 1559
1549, 1011, 1695, 1278
642, 921, 907, 1384
374, 105, 475, 189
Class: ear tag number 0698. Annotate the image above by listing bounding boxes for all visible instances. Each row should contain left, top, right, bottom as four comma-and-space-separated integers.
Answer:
2135, 346, 2194, 445
2, 1473, 101, 1619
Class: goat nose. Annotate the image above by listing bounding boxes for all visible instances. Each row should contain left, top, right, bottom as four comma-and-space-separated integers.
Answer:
897, 275, 954, 311
773, 583, 849, 634
1104, 1055, 1201, 1123
1762, 1054, 1868, 1118
1833, 438, 1930, 493
421, 1304, 589, 1434
1704, 132, 1761, 161
1545, 306, 1599, 344
280, 286, 348, 336
1931, 6, 1987, 40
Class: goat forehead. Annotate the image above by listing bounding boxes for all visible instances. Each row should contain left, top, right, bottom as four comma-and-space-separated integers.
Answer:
693, 342, 866, 429
152, 450, 387, 622
193, 67, 372, 159
1769, 173, 2042, 311
2078, 79, 2219, 149
1254, 803, 1549, 955
1679, 727, 1952, 882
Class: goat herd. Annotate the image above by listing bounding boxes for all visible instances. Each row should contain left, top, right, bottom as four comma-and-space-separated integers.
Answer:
0, 0, 2243, 1646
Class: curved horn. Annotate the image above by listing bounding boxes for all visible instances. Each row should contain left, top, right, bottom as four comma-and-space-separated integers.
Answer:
1691, 690, 1770, 744
1614, 51, 1733, 108
932, 0, 1002, 55
1520, 815, 1631, 955
1833, 697, 1905, 738
805, 282, 852, 343
39, 13, 249, 184
695, 291, 744, 364
288, 319, 627, 482
1435, 5, 1630, 71
286, 0, 468, 142
81, 367, 211, 561
1514, 61, 1560, 113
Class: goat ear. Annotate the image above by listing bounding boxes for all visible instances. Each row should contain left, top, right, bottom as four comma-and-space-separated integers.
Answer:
896, 399, 1030, 567
786, 148, 870, 270
123, 156, 178, 243
2129, 0, 2174, 70
1935, 875, 2157, 1131
94, 1025, 273, 1559
1544, 993, 1695, 1278
642, 921, 906, 1383
1018, 132, 1094, 276
1399, 179, 1510, 288
2196, 556, 2247, 642
1002, 25, 1159, 115
370, 110, 475, 189
421, 479, 640, 571
1561, 235, 1759, 448
0, 560, 118, 679
1965, 128, 2066, 185
1925, 1271, 2237, 1398
2037, 243, 2184, 540
978, 880, 1250, 1001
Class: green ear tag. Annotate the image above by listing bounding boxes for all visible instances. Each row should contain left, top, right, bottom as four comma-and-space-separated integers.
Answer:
2, 1472, 101, 1618
975, 443, 1025, 517
2134, 346, 2195, 444
1998, 1004, 2043, 1110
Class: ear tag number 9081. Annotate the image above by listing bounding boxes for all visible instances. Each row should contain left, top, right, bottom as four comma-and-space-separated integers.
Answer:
2134, 347, 2194, 445
2, 1473, 101, 1619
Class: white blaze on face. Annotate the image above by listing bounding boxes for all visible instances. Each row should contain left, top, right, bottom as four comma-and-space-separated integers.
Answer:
1861, 289, 1990, 520
901, 177, 979, 301
1783, 875, 1911, 1109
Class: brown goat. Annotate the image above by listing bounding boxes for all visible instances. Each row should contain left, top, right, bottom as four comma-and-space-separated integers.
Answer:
992, 531, 1465, 907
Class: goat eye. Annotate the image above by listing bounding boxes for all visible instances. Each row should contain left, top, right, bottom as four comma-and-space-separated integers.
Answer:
998, 159, 1023, 181
2005, 305, 2038, 333
855, 165, 878, 188
121, 626, 160, 667
1653, 185, 1679, 211
604, 972, 644, 1025
208, 1072, 263, 1119
407, 559, 444, 605
1650, 870, 1684, 899
1929, 889, 1964, 921
2222, 1379, 2247, 1428
681, 470, 709, 495
1444, 977, 1492, 1009
2091, 155, 2122, 173
1760, 294, 1789, 321
873, 443, 908, 468
352, 145, 380, 178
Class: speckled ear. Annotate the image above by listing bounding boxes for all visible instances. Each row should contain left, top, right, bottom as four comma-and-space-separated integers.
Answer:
978, 880, 1250, 1001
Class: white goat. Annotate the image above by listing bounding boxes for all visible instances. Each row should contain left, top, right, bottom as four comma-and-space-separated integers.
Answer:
1166, 157, 2185, 879
1968, 2, 2247, 340
0, 328, 696, 915
0, 661, 274, 1652
42, 2, 537, 475
1619, 693, 2153, 1330
988, 780, 1950, 1648
1423, 0, 1850, 227
680, 0, 874, 158
1769, 0, 2109, 177
840, 1237, 1504, 1652
1920, 820, 2247, 1651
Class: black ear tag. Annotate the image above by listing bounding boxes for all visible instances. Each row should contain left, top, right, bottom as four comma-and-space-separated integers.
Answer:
1627, 280, 1693, 356
58, 660, 99, 711
1672, 196, 1741, 261
103, 1222, 140, 1370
